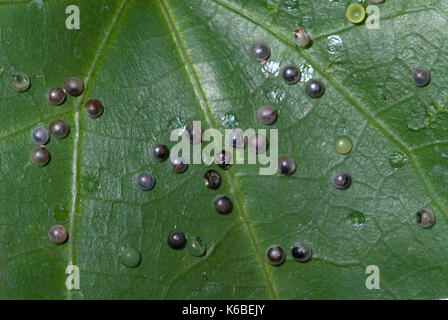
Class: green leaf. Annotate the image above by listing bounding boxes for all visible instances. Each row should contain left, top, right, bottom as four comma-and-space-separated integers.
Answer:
1, 0, 448, 299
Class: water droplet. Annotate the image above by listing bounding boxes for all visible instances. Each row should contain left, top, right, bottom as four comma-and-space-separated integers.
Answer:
265, 245, 285, 266
188, 237, 206, 257
333, 136, 353, 155
283, 0, 298, 10
346, 211, 366, 229
214, 195, 233, 214
346, 4, 366, 24
298, 64, 314, 83
168, 117, 186, 134
135, 172, 155, 191
261, 60, 280, 78
31, 126, 49, 145
167, 230, 187, 249
48, 224, 68, 244
389, 152, 408, 169
221, 113, 238, 128
291, 243, 312, 262
326, 35, 343, 54
10, 72, 30, 92
120, 247, 141, 268
417, 208, 435, 228
267, 86, 286, 104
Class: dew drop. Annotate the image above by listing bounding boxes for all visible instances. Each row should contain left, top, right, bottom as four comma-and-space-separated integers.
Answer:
265, 245, 285, 266
346, 211, 366, 229
326, 35, 343, 54
291, 243, 312, 262
389, 152, 408, 169
31, 126, 49, 145
168, 117, 186, 134
298, 63, 314, 83
10, 72, 30, 92
333, 135, 353, 155
221, 113, 238, 128
188, 237, 206, 257
417, 208, 435, 228
267, 85, 286, 104
346, 4, 366, 24
262, 60, 280, 78
120, 247, 141, 268
283, 0, 298, 10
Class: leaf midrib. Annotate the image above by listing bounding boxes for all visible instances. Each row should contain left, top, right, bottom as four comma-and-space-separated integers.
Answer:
159, 0, 279, 299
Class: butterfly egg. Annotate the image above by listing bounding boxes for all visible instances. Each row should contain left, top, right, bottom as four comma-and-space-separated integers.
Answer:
152, 144, 169, 162
305, 79, 325, 98
120, 247, 141, 268
214, 149, 232, 170
256, 105, 277, 125
281, 64, 301, 84
333, 136, 353, 155
31, 126, 49, 145
226, 128, 246, 149
47, 87, 66, 105
49, 120, 70, 139
188, 237, 206, 257
84, 98, 104, 118
30, 146, 50, 167
248, 134, 268, 154
331, 170, 351, 190
169, 156, 187, 173
213, 195, 233, 215
345, 4, 366, 24
291, 243, 312, 262
48, 224, 68, 244
10, 72, 30, 92
369, 0, 384, 3
265, 245, 285, 266
278, 156, 296, 175
167, 230, 187, 249
186, 124, 203, 144
64, 77, 84, 96
203, 169, 222, 189
412, 68, 431, 87
135, 172, 155, 191
292, 27, 310, 47
416, 208, 435, 228
251, 43, 271, 63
